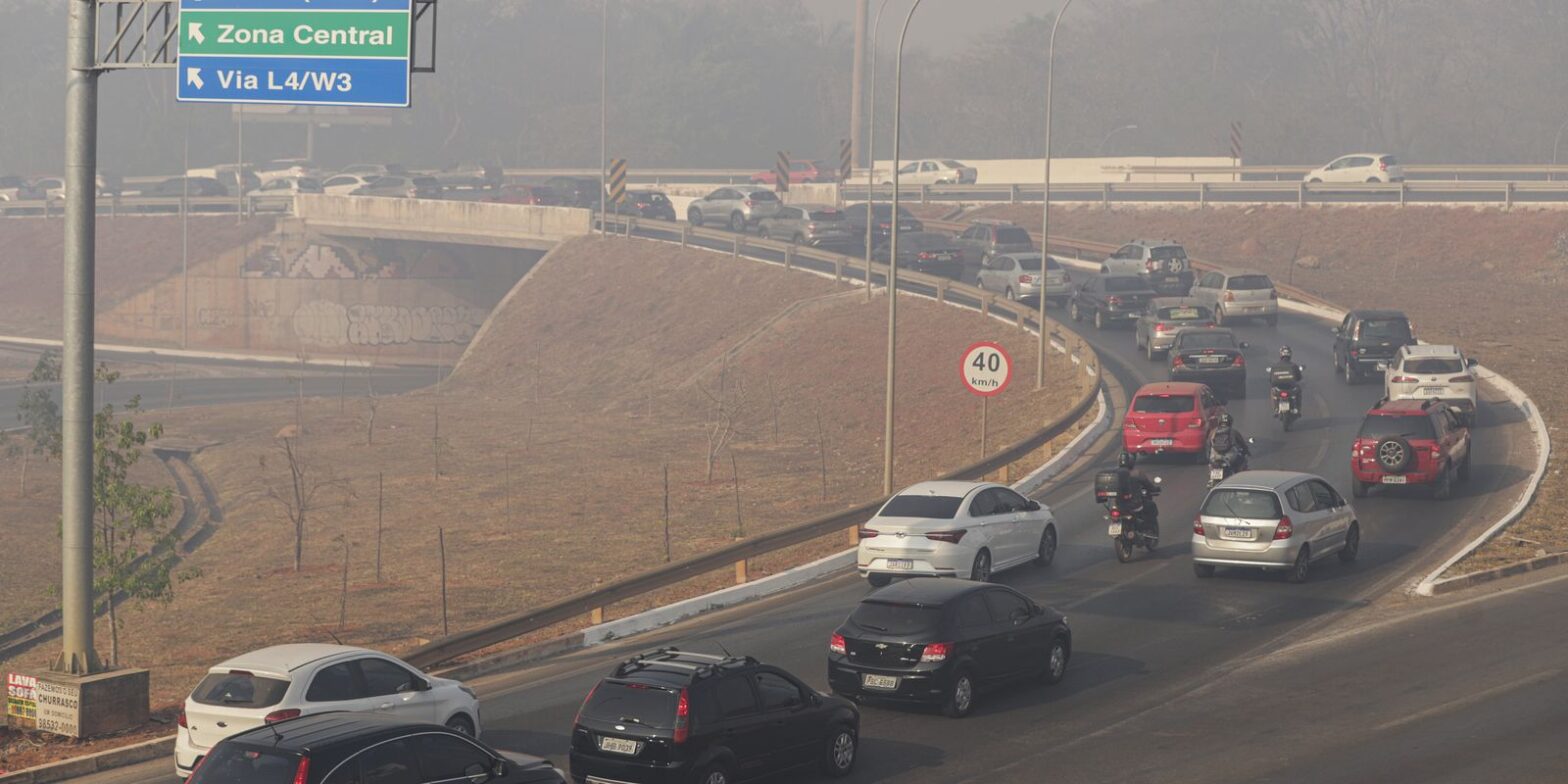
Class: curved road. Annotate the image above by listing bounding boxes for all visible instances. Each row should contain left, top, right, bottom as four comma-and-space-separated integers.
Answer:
62, 235, 1541, 784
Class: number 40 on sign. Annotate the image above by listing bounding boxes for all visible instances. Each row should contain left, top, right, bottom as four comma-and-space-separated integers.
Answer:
961, 341, 1013, 397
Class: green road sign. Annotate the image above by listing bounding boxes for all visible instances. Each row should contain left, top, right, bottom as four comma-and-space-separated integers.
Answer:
180, 10, 410, 58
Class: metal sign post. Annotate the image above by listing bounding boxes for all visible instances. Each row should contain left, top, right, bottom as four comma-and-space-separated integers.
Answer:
961, 341, 1013, 461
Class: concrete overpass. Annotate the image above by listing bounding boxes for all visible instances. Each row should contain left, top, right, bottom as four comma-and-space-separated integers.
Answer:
293, 194, 592, 251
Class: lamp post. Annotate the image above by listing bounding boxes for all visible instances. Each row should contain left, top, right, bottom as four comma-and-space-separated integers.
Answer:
598, 0, 608, 234
1097, 123, 1136, 157
883, 0, 923, 496
864, 0, 896, 302
1552, 117, 1568, 182
1038, 0, 1072, 390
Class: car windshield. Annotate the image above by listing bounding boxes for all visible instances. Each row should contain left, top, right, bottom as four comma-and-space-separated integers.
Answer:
1158, 306, 1209, 321
940, 160, 965, 168
1150, 246, 1187, 260
190, 671, 290, 708
1360, 413, 1436, 440
1226, 275, 1274, 290
1360, 318, 1412, 342
1201, 489, 1283, 520
1132, 394, 1194, 414
1176, 332, 1236, 349
1104, 277, 1148, 293
1403, 357, 1463, 374
747, 190, 779, 202
848, 601, 945, 636
879, 494, 963, 519
579, 682, 679, 728
187, 746, 299, 784
994, 228, 1031, 245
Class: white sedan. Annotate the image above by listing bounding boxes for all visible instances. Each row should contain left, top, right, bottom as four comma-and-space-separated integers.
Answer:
857, 480, 1058, 587
883, 159, 978, 186
320, 173, 380, 195
174, 644, 480, 778
1303, 153, 1404, 183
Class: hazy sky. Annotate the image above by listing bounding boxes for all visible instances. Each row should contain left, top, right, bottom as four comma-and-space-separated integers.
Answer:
800, 0, 1064, 53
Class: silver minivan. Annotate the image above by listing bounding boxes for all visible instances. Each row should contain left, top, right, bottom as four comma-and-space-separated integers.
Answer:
1190, 269, 1279, 327
1191, 470, 1359, 583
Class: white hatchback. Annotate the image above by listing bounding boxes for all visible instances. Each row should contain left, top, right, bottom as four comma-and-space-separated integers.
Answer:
174, 644, 480, 777
1382, 344, 1478, 423
857, 481, 1058, 587
1304, 153, 1405, 183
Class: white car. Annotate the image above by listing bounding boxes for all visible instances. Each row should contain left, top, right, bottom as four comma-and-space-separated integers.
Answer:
1382, 344, 1479, 424
247, 176, 324, 212
255, 158, 318, 184
321, 173, 380, 195
883, 159, 977, 186
857, 481, 1057, 587
174, 644, 480, 778
1304, 153, 1404, 183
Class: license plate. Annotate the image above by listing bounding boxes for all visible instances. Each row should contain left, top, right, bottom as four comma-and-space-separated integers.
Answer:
1107, 523, 1123, 536
1198, 356, 1225, 364
598, 737, 640, 755
1221, 526, 1255, 541
1210, 468, 1225, 481
887, 559, 913, 570
1277, 401, 1292, 413
863, 674, 899, 690
1382, 475, 1407, 485
1419, 387, 1446, 396
1150, 439, 1174, 447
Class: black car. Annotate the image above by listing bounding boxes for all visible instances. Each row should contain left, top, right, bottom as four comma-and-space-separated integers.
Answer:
188, 712, 565, 784
625, 189, 677, 220
870, 231, 964, 278
544, 176, 604, 208
828, 578, 1070, 718
1069, 274, 1157, 329
148, 176, 229, 198
1167, 327, 1249, 398
570, 649, 859, 784
1333, 308, 1415, 384
843, 202, 923, 247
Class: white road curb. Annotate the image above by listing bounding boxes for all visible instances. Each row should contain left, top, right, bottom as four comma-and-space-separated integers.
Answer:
0, 335, 371, 368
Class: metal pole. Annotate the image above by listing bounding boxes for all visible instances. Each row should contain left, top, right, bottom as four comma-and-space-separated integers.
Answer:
980, 396, 988, 458
236, 104, 245, 221
850, 0, 867, 169
883, 0, 922, 497
599, 0, 608, 235
1552, 118, 1568, 182
864, 0, 894, 302
182, 118, 190, 350
1096, 123, 1136, 157
57, 0, 100, 675
1038, 0, 1072, 391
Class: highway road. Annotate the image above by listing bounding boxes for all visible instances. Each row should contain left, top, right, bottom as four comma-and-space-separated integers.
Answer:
60, 226, 1544, 783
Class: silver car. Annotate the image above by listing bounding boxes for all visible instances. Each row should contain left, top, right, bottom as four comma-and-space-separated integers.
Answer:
1134, 297, 1216, 360
686, 185, 782, 232
756, 203, 853, 247
1190, 269, 1279, 327
247, 176, 323, 212
1192, 471, 1360, 583
976, 252, 1071, 306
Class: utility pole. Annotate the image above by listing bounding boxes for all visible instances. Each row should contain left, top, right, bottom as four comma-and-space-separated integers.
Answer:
849, 0, 867, 168
58, 0, 101, 675
1038, 0, 1073, 390
883, 0, 924, 497
598, 0, 608, 235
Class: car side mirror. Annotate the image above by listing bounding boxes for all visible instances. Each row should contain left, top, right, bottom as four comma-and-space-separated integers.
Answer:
464, 762, 494, 784
1011, 608, 1030, 625
1025, 500, 1042, 512
1467, 358, 1479, 368
1239, 341, 1250, 349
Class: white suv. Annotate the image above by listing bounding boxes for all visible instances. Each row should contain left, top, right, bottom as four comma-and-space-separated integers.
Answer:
174, 644, 481, 777
857, 481, 1058, 587
1304, 153, 1405, 183
1382, 344, 1478, 424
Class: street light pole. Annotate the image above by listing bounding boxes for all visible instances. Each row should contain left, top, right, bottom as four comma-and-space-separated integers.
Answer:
1038, 0, 1072, 391
1097, 123, 1136, 157
883, 0, 922, 497
1552, 117, 1568, 182
864, 0, 895, 302
599, 0, 608, 235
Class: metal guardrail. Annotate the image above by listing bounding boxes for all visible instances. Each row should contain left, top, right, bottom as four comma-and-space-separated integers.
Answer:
402, 217, 1102, 669
0, 195, 276, 217
841, 179, 1568, 207
1113, 163, 1568, 180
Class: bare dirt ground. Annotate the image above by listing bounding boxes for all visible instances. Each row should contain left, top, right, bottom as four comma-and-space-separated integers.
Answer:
974, 203, 1566, 573
0, 235, 1090, 757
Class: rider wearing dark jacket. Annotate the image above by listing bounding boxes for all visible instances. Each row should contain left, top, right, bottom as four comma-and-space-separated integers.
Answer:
1208, 413, 1250, 467
1269, 345, 1305, 412
1117, 452, 1160, 532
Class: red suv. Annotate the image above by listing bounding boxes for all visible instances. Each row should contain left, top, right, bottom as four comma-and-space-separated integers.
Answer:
750, 159, 837, 185
1122, 382, 1227, 459
1351, 399, 1471, 499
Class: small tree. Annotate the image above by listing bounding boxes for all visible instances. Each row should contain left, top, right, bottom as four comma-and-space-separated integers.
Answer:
263, 435, 353, 571
16, 349, 63, 460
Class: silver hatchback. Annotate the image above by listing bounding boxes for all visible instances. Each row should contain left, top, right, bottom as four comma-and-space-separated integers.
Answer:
976, 252, 1071, 306
756, 203, 853, 247
1191, 471, 1360, 583
686, 186, 782, 232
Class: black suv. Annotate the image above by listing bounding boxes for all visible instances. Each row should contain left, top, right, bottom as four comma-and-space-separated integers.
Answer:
544, 176, 604, 208
188, 712, 564, 784
570, 649, 859, 784
1333, 309, 1415, 384
828, 578, 1071, 718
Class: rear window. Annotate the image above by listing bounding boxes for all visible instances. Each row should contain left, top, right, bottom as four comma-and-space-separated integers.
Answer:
1403, 358, 1463, 374
1132, 394, 1194, 414
190, 671, 290, 708
848, 601, 945, 635
579, 682, 679, 728
1359, 413, 1436, 440
297, 178, 322, 190
748, 190, 779, 201
1359, 318, 1411, 342
1150, 246, 1187, 260
1201, 489, 1283, 520
994, 228, 1032, 245
1015, 257, 1042, 272
1176, 332, 1236, 349
809, 209, 844, 221
1226, 275, 1274, 290
1380, 155, 1399, 166
1105, 277, 1148, 293
1158, 306, 1209, 321
188, 746, 298, 784
940, 160, 965, 168
879, 494, 963, 519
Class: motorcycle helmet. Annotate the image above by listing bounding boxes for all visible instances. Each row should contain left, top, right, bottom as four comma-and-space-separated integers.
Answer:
1218, 412, 1234, 427
1118, 451, 1136, 469
1279, 345, 1293, 362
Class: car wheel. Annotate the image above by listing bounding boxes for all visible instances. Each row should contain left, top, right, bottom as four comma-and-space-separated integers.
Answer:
1034, 525, 1058, 567
1213, 308, 1226, 327
1004, 286, 1016, 301
866, 573, 892, 588
1093, 309, 1106, 330
696, 761, 732, 784
1193, 562, 1216, 578
1366, 177, 1380, 183
1042, 636, 1069, 685
1069, 301, 1082, 322
820, 726, 857, 777
1114, 538, 1134, 563
970, 550, 992, 582
1343, 359, 1357, 384
1308, 178, 1322, 184
1287, 544, 1312, 583
1338, 523, 1361, 563
688, 208, 703, 226
1145, 340, 1157, 362
729, 212, 745, 233
942, 669, 976, 718
444, 715, 475, 736
1352, 478, 1369, 498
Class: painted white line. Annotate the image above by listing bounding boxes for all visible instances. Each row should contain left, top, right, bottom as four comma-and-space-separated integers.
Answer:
1371, 668, 1562, 732
0, 335, 371, 368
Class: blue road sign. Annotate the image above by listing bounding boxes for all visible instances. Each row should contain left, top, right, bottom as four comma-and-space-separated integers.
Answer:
176, 0, 413, 108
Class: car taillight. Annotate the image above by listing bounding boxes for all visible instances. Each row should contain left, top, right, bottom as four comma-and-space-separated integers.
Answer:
178, 709, 188, 728
1109, 508, 1121, 520
1390, 375, 1418, 383
878, 222, 891, 229
920, 642, 952, 663
573, 683, 598, 727
857, 527, 879, 538
1232, 354, 1244, 366
1188, 418, 1204, 428
265, 709, 301, 724
1432, 445, 1443, 458
830, 633, 847, 655
1379, 161, 1388, 171
292, 757, 311, 784
743, 198, 754, 207
1155, 322, 1166, 331
918, 251, 934, 260
1223, 291, 1236, 302
1449, 375, 1474, 383
673, 688, 690, 744
1019, 274, 1031, 284
1107, 295, 1122, 306
1193, 517, 1204, 535
1172, 355, 1185, 367
1349, 349, 1359, 358
1273, 516, 1293, 540
925, 530, 968, 543
1203, 321, 1215, 328
806, 222, 819, 231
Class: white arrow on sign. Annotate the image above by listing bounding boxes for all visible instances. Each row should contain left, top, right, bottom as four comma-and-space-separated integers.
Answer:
188, 22, 205, 44
186, 67, 204, 90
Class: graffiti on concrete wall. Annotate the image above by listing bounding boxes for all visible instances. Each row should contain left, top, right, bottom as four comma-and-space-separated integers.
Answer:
292, 300, 488, 347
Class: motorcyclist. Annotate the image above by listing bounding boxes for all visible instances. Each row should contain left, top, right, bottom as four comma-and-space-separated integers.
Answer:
1208, 412, 1250, 472
1268, 345, 1305, 413
1117, 452, 1160, 532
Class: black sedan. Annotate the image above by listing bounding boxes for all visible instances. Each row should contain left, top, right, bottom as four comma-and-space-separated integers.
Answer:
828, 577, 1070, 718
871, 231, 965, 279
622, 189, 676, 220
1167, 327, 1249, 398
844, 202, 923, 246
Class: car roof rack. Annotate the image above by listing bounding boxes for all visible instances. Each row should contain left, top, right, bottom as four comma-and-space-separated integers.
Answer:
613, 647, 758, 680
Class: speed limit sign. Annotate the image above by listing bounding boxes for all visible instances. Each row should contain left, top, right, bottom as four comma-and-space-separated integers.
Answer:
960, 341, 1012, 397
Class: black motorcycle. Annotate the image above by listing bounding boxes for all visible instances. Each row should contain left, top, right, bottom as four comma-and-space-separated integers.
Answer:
1096, 469, 1161, 563
1270, 368, 1304, 431
1207, 443, 1253, 487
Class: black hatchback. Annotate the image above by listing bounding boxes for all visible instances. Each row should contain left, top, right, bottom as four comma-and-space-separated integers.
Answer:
570, 648, 859, 784
828, 578, 1071, 718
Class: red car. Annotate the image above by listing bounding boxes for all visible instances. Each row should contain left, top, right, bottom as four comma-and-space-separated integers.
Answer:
490, 184, 560, 206
749, 159, 837, 185
1121, 381, 1227, 458
1350, 399, 1471, 499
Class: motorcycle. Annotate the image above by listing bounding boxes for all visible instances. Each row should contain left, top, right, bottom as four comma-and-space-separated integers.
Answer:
1097, 470, 1161, 563
1207, 445, 1252, 487
1272, 386, 1299, 431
